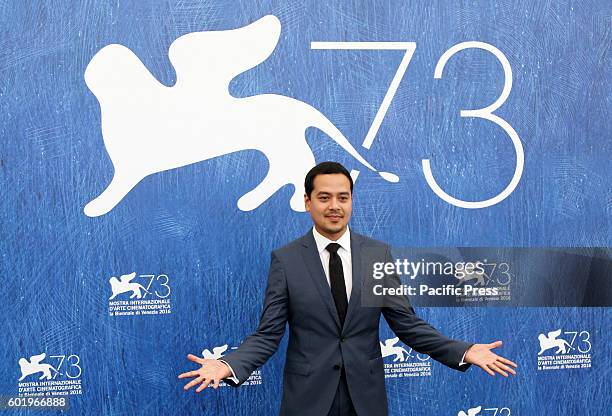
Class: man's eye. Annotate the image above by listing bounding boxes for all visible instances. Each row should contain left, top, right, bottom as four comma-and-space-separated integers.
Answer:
319, 197, 328, 201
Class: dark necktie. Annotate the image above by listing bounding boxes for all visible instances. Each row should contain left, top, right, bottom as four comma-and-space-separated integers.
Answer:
326, 243, 348, 326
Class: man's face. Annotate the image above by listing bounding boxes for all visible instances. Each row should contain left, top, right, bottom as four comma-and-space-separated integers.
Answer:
304, 173, 352, 240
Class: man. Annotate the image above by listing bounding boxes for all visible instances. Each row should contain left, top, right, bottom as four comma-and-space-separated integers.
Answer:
179, 162, 517, 415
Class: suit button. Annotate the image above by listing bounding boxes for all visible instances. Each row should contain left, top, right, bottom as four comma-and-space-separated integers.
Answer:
333, 364, 341, 370
340, 336, 346, 342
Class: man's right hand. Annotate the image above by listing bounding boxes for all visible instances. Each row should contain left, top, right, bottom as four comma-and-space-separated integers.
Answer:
178, 354, 232, 392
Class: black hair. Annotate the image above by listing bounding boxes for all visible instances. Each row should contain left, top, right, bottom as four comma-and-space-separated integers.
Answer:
304, 161, 353, 198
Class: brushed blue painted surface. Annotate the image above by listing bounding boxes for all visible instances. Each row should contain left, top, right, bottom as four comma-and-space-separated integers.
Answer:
1, 0, 610, 415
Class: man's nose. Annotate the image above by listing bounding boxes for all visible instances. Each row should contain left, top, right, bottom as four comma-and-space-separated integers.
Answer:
329, 198, 340, 209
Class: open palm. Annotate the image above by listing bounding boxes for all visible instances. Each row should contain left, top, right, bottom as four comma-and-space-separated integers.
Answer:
464, 341, 518, 377
178, 354, 232, 392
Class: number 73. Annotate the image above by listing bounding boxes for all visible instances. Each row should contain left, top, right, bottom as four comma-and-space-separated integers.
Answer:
311, 41, 523, 209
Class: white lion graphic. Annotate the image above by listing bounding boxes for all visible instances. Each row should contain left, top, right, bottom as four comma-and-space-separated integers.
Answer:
109, 272, 151, 300
538, 329, 573, 355
83, 15, 398, 217
458, 406, 482, 416
18, 353, 58, 381
202, 344, 229, 360
380, 337, 411, 362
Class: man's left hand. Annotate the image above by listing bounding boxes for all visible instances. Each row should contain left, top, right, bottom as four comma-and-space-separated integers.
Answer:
464, 341, 517, 377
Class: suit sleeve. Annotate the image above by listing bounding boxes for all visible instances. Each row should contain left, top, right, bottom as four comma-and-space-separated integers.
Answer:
221, 251, 289, 386
380, 246, 473, 371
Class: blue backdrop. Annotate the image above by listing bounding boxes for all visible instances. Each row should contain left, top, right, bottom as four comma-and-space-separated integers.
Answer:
1, 1, 610, 415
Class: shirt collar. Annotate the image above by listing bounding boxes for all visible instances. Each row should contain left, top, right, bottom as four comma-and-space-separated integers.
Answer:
312, 225, 351, 255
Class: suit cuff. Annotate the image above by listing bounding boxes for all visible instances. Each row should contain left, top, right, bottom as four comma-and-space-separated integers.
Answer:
459, 345, 472, 366
218, 360, 239, 384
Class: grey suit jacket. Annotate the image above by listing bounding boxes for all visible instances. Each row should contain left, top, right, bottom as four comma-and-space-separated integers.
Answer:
222, 229, 472, 416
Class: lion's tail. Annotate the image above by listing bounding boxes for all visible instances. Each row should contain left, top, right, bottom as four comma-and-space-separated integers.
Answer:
136, 284, 151, 294
309, 110, 399, 183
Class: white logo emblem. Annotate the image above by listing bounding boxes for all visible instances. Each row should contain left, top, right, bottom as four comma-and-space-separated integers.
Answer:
108, 273, 172, 317
18, 353, 57, 381
380, 337, 411, 362
537, 329, 574, 355
83, 15, 397, 217
109, 272, 151, 300
202, 344, 229, 360
455, 269, 487, 286
537, 328, 592, 371
17, 353, 83, 396
379, 337, 431, 378
458, 407, 482, 416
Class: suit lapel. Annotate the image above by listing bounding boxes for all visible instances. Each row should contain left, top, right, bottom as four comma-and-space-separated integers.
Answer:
300, 230, 341, 329
342, 232, 363, 333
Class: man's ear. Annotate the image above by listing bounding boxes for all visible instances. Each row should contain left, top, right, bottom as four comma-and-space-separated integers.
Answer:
304, 193, 310, 212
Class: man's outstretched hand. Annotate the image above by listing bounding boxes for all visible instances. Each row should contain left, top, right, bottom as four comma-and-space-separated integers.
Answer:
178, 354, 232, 392
464, 341, 518, 377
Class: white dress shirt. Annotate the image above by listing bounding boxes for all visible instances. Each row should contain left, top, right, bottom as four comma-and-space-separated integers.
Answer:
311, 225, 352, 301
